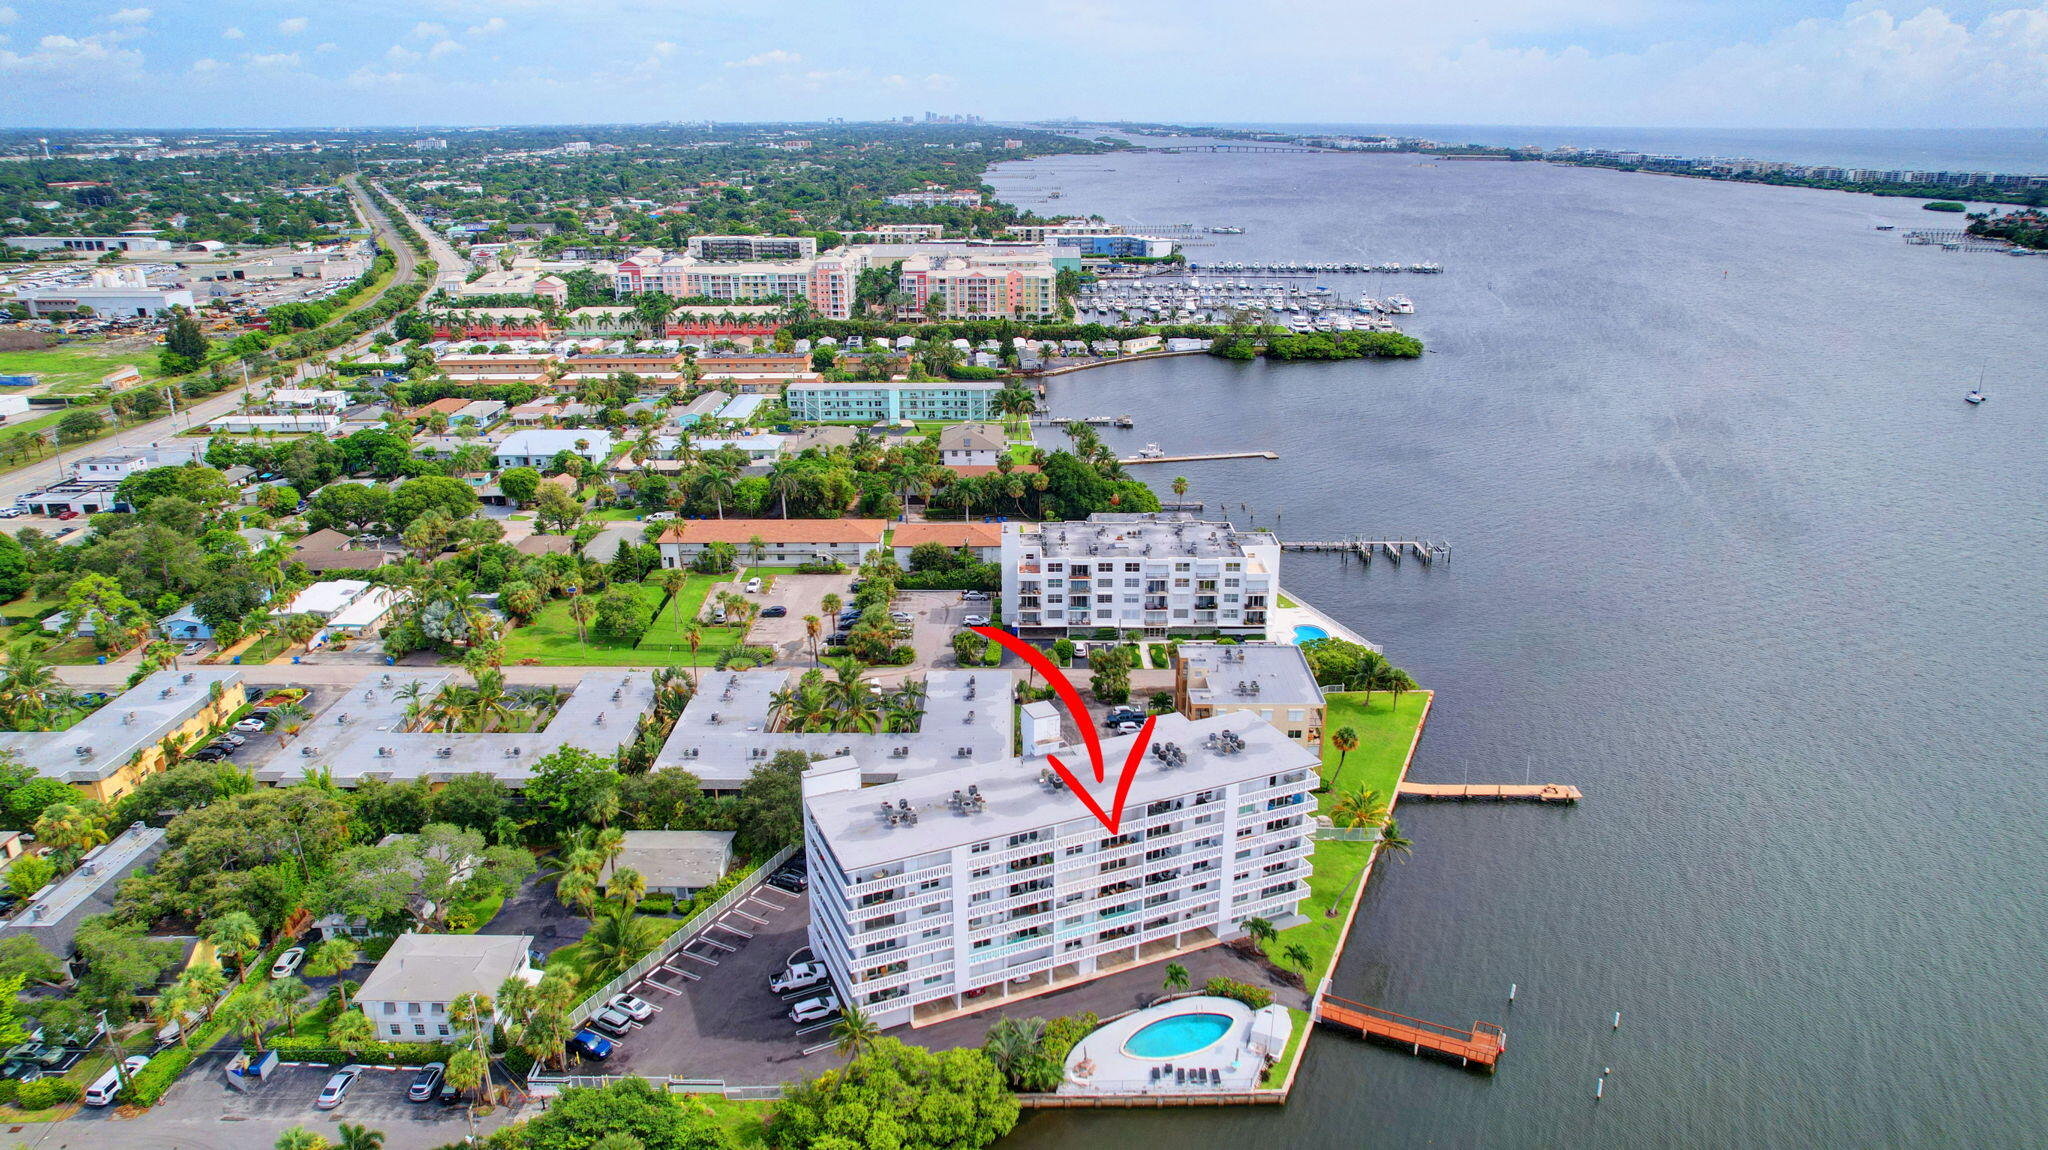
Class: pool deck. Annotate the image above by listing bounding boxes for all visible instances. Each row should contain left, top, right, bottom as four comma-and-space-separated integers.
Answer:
1060, 996, 1281, 1095
1271, 584, 1380, 652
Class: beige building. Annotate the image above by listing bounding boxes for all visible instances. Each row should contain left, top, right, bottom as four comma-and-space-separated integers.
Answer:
0, 668, 247, 804
1173, 642, 1326, 748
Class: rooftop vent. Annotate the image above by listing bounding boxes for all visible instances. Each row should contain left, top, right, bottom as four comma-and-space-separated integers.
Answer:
963, 710, 975, 725
181, 672, 194, 684
1151, 741, 1188, 768
122, 711, 136, 725
376, 746, 394, 758
891, 746, 910, 758
708, 712, 721, 725
301, 746, 319, 756
74, 745, 93, 758
505, 747, 522, 758
436, 746, 453, 758
956, 746, 972, 758
337, 713, 349, 724
594, 712, 605, 726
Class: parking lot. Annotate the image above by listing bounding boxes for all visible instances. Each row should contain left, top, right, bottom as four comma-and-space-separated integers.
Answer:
131, 1054, 477, 1139
564, 869, 847, 1086
896, 589, 998, 674
737, 571, 856, 660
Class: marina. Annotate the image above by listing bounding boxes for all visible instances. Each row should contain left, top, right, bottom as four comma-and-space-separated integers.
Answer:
1076, 277, 1416, 332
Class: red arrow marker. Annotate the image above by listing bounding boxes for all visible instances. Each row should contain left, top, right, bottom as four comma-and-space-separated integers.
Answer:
973, 626, 1156, 834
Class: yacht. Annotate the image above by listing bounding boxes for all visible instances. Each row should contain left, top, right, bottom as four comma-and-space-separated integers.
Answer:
1387, 295, 1415, 314
1136, 443, 1166, 459
1965, 389, 1986, 405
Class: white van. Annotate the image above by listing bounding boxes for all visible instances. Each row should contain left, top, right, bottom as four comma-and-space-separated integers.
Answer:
84, 1056, 148, 1107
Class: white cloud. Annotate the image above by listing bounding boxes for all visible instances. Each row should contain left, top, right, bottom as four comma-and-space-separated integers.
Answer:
245, 51, 301, 68
276, 17, 308, 35
427, 38, 463, 59
103, 7, 151, 24
347, 65, 412, 88
726, 48, 800, 67
315, 41, 338, 52
412, 22, 448, 39
0, 7, 17, 26
1, 31, 145, 80
222, 25, 243, 39
651, 41, 676, 58
387, 44, 421, 64
189, 57, 220, 73
467, 17, 507, 35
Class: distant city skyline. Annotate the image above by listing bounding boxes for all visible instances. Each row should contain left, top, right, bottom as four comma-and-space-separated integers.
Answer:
2, 1, 2046, 129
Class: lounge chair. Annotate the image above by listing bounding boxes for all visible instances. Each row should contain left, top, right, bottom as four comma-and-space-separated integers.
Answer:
1149, 1066, 1160, 1083
1175, 1068, 1186, 1085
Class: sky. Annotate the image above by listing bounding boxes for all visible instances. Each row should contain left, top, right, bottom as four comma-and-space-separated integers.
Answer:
0, 0, 2045, 129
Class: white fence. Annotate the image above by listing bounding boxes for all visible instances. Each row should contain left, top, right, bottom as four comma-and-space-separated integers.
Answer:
563, 843, 800, 1029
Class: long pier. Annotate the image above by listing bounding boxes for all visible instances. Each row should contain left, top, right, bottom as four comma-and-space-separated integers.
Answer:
1281, 538, 1450, 565
1144, 145, 1328, 154
1314, 996, 1506, 1071
1398, 782, 1581, 803
1030, 414, 1132, 427
1119, 451, 1278, 465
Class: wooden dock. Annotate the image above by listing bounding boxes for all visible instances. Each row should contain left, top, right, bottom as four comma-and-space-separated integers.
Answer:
1030, 414, 1133, 427
1398, 781, 1581, 803
1314, 996, 1506, 1071
1119, 451, 1278, 465
1281, 538, 1450, 565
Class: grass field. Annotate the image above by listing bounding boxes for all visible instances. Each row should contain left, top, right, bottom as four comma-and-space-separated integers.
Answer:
504, 580, 747, 667
0, 343, 162, 394
637, 575, 748, 660
1318, 689, 1432, 809
691, 1095, 774, 1145
239, 633, 291, 665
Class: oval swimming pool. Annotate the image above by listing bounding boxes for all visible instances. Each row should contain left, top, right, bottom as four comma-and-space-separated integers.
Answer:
1121, 1012, 1234, 1059
1292, 624, 1330, 644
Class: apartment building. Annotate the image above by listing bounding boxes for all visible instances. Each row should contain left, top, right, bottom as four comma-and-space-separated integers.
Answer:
686, 235, 819, 261
784, 380, 1000, 423
1004, 220, 1125, 243
884, 190, 983, 207
0, 668, 247, 804
895, 252, 1057, 320
1000, 514, 1280, 638
358, 933, 537, 1041
803, 712, 1318, 1029
611, 248, 862, 320
656, 519, 886, 568
1175, 642, 1326, 748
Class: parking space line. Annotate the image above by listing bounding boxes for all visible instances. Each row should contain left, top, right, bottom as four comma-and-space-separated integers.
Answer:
695, 936, 737, 952
801, 1039, 839, 1055
657, 961, 703, 980
730, 908, 769, 924
794, 1016, 844, 1036
676, 950, 719, 965
712, 920, 754, 939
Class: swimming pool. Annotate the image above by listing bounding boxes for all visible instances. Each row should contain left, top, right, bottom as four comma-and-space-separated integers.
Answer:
1292, 624, 1329, 644
1120, 1012, 1234, 1059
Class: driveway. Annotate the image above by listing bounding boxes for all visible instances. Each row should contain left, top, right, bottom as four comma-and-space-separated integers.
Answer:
481, 871, 589, 960
896, 590, 1001, 675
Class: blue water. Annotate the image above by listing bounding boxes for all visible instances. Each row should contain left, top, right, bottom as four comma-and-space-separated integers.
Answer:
1216, 123, 2048, 173
1122, 1013, 1235, 1059
1291, 625, 1329, 645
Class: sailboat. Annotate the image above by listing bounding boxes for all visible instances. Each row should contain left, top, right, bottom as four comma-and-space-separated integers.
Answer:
1967, 368, 1988, 405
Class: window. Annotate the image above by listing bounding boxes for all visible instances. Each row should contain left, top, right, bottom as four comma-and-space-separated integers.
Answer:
415, 1024, 426, 1036
970, 841, 991, 855
438, 1025, 451, 1037
388, 1023, 403, 1037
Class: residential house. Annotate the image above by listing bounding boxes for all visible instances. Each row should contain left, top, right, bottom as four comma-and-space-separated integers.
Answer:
938, 423, 1007, 468
657, 519, 887, 568
610, 831, 735, 899
494, 430, 615, 470
890, 522, 1003, 567
357, 933, 538, 1042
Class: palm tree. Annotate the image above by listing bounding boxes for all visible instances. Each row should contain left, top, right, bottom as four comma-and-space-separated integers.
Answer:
609, 866, 646, 913
329, 1009, 375, 1055
1282, 943, 1314, 977
981, 1016, 1044, 1086
1161, 962, 1190, 994
335, 1123, 385, 1150
565, 596, 596, 650
830, 1002, 881, 1061
1326, 726, 1358, 789
220, 992, 279, 1051
270, 700, 311, 747
820, 592, 842, 620
274, 1127, 330, 1150
268, 976, 311, 1036
281, 612, 323, 656
1171, 475, 1190, 501
803, 614, 822, 665
204, 911, 262, 977
1381, 667, 1417, 715
1372, 817, 1413, 866
446, 1046, 488, 1115
594, 826, 625, 878
33, 803, 107, 857
306, 939, 361, 1009
556, 869, 599, 918
579, 909, 664, 984
1329, 787, 1389, 831
1240, 916, 1277, 949
683, 623, 703, 685
466, 668, 513, 733
660, 567, 690, 626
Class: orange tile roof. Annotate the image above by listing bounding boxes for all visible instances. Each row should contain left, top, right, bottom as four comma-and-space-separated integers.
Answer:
419, 397, 470, 415
945, 464, 1039, 479
658, 518, 887, 546
892, 522, 1002, 549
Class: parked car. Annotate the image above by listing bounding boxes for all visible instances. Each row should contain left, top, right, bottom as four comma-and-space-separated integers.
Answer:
770, 961, 829, 995
438, 1078, 464, 1105
0, 509, 23, 519
84, 1055, 149, 1107
710, 608, 727, 624
217, 733, 247, 748
1112, 720, 1144, 732
767, 868, 809, 894
408, 1062, 445, 1102
54, 511, 78, 521
744, 577, 762, 593
961, 590, 989, 601
608, 993, 656, 1022
270, 947, 305, 979
589, 1006, 634, 1038
180, 642, 203, 655
315, 1065, 362, 1109
568, 1029, 614, 1061
963, 614, 991, 627
760, 605, 787, 618
788, 993, 841, 1024
193, 746, 229, 762
232, 718, 267, 733
889, 611, 914, 624
1105, 707, 1145, 725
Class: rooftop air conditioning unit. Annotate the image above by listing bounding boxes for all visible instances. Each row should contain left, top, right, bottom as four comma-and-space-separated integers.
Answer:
74, 745, 92, 757
506, 747, 522, 758
376, 747, 393, 758
122, 711, 136, 724
436, 747, 453, 758
302, 746, 319, 756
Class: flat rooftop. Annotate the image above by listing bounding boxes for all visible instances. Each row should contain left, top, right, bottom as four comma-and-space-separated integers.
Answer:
0, 668, 244, 783
1019, 514, 1278, 563
805, 712, 1318, 873
255, 669, 657, 787
0, 824, 165, 955
654, 669, 1015, 790
1179, 642, 1323, 708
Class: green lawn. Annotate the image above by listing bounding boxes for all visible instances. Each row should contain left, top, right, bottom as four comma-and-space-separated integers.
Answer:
689, 1095, 775, 1146
540, 912, 673, 987
638, 576, 748, 660
1256, 839, 1369, 982
238, 633, 291, 665
504, 581, 746, 667
452, 889, 507, 933
1262, 1007, 1312, 1088
1277, 592, 1299, 609
588, 508, 644, 521
1318, 689, 1433, 810
0, 343, 162, 394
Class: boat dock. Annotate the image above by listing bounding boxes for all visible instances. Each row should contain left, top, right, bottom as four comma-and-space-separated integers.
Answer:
1029, 414, 1133, 427
1281, 538, 1450, 565
1398, 782, 1582, 803
1314, 996, 1506, 1072
1118, 451, 1278, 465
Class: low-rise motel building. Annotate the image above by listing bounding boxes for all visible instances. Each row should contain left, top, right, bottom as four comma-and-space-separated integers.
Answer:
0, 668, 247, 804
802, 711, 1319, 1029
656, 519, 887, 568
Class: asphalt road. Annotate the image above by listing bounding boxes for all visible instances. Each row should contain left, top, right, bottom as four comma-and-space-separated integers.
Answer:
0, 175, 422, 511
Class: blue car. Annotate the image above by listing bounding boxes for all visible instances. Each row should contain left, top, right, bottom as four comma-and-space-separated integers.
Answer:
569, 1029, 614, 1060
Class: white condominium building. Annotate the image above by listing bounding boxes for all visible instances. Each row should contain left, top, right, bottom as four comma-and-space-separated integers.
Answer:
803, 712, 1318, 1029
686, 235, 819, 261
896, 252, 1057, 320
1001, 514, 1279, 638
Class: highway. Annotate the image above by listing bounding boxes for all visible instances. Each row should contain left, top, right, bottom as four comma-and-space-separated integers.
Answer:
0, 175, 425, 509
